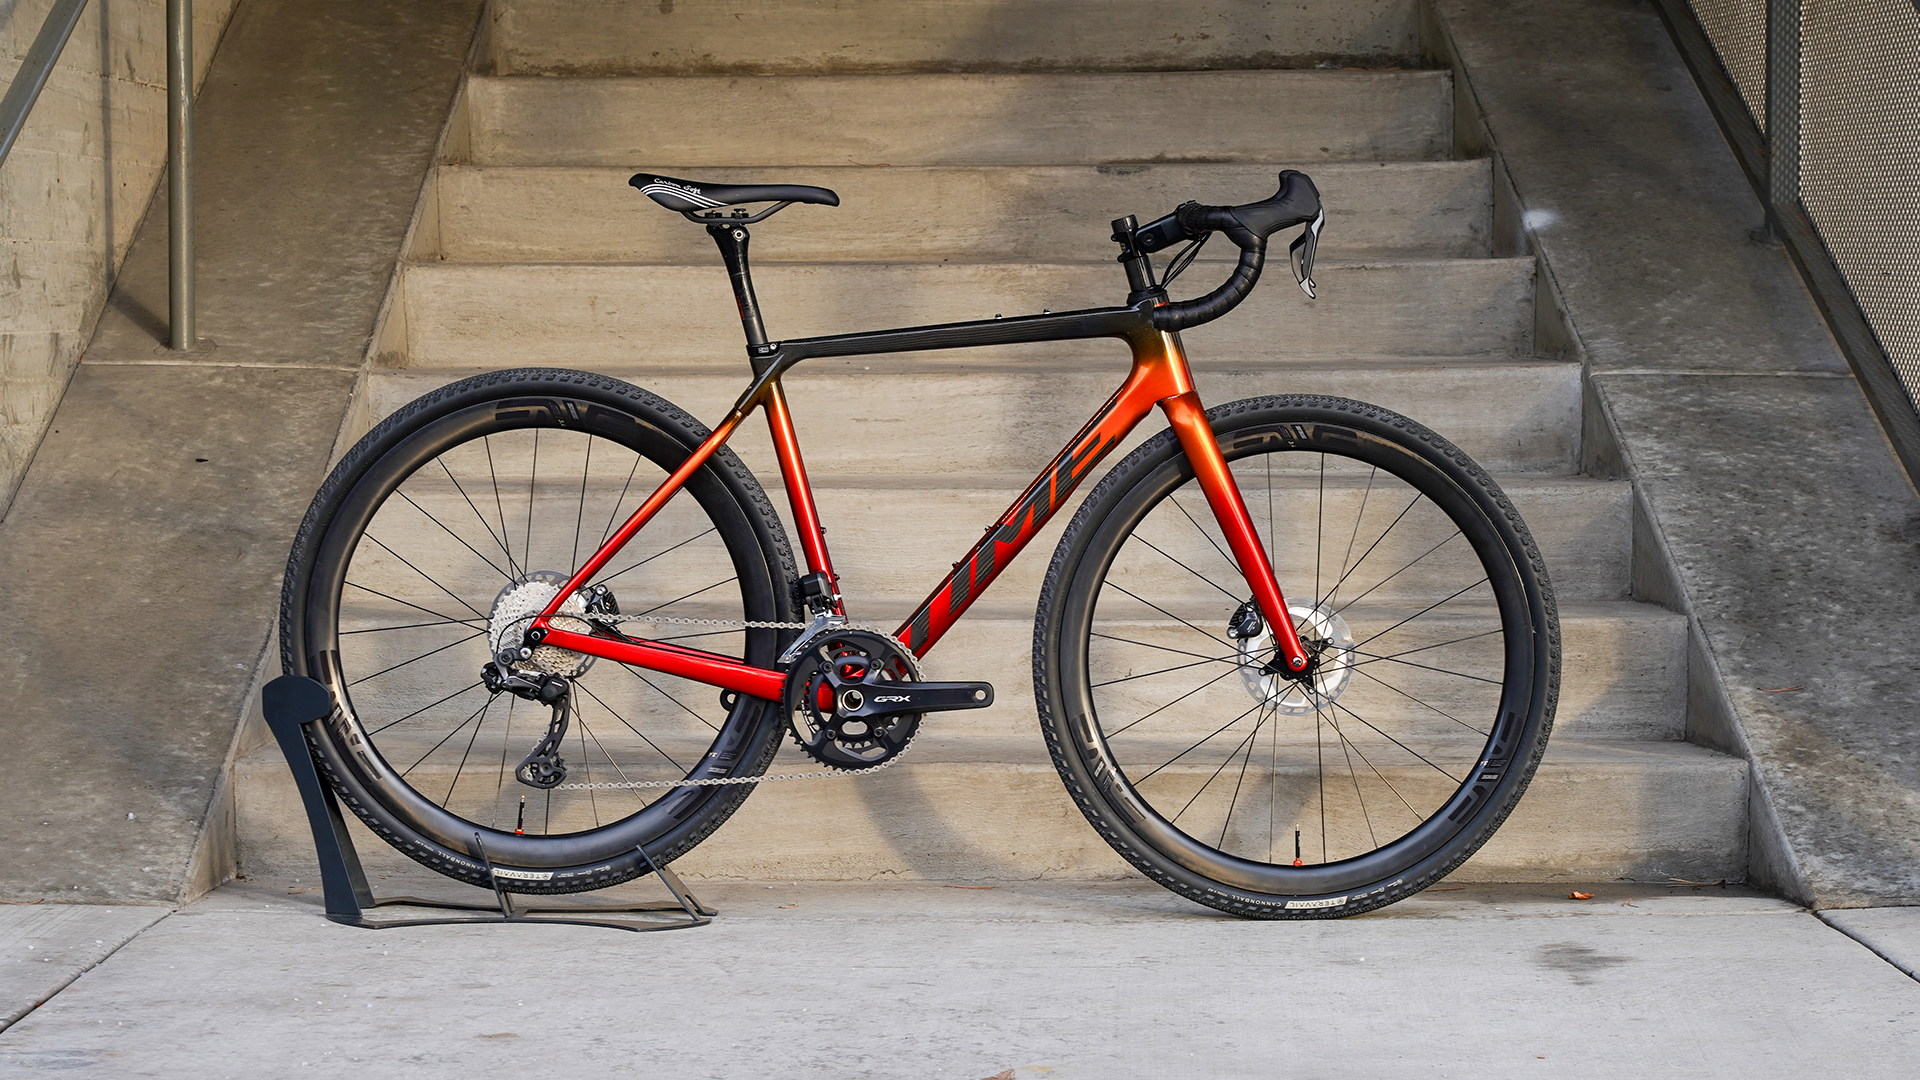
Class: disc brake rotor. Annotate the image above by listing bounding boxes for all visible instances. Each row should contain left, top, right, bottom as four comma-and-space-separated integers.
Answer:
1236, 601, 1355, 714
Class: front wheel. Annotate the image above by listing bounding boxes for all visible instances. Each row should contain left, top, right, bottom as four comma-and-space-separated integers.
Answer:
1034, 396, 1558, 918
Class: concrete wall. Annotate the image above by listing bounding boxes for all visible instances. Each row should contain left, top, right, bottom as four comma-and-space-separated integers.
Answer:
0, 0, 238, 513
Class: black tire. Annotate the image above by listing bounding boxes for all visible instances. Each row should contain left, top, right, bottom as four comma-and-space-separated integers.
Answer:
280, 369, 796, 894
1034, 396, 1558, 918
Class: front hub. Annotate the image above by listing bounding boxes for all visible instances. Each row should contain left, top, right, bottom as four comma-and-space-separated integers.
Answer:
1231, 600, 1355, 714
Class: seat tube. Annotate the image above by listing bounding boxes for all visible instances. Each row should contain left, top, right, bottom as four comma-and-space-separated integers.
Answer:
1153, 339, 1312, 674
765, 380, 842, 608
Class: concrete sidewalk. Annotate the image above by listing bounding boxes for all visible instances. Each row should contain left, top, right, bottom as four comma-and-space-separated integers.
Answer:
1, 878, 1916, 1078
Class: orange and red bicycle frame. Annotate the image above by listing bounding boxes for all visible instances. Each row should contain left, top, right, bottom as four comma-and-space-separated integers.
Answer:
526, 222, 1312, 700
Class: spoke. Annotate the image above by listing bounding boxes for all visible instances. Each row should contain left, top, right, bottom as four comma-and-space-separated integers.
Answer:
1133, 699, 1266, 785
1104, 665, 1242, 738
647, 628, 748, 645
1171, 719, 1263, 827
1316, 687, 1328, 862
572, 435, 594, 572
524, 427, 539, 569
577, 711, 650, 807
400, 697, 492, 779
1343, 648, 1503, 685
595, 526, 721, 587
343, 580, 482, 630
1090, 650, 1242, 689
439, 458, 518, 574
1092, 631, 1242, 665
1328, 466, 1377, 611
493, 696, 517, 827
342, 617, 487, 636
443, 695, 493, 807
1313, 453, 1324, 606
484, 437, 521, 579
361, 534, 489, 620
620, 664, 722, 732
632, 576, 740, 619
368, 681, 487, 736
1168, 494, 1241, 578
1328, 700, 1380, 848
1267, 694, 1280, 864
575, 693, 599, 826
347, 630, 486, 687
1103, 581, 1235, 650
1332, 530, 1465, 616
1328, 484, 1419, 607
1215, 711, 1266, 848
1350, 578, 1490, 651
574, 681, 687, 772
1356, 626, 1503, 667
1323, 699, 1433, 819
1324, 695, 1463, 784
395, 489, 513, 583
1349, 665, 1490, 737
1133, 535, 1244, 602
599, 454, 646, 550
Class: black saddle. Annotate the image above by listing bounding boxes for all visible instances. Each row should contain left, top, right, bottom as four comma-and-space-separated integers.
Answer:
630, 173, 839, 214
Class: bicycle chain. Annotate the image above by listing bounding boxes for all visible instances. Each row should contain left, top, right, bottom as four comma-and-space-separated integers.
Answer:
549, 612, 919, 792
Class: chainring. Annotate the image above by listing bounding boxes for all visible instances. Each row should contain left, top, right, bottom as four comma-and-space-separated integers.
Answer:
782, 629, 922, 770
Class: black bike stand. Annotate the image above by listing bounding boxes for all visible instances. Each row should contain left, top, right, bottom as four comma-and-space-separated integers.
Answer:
260, 675, 714, 932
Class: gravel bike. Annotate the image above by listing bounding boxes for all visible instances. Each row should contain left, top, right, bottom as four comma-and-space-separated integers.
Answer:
280, 169, 1560, 919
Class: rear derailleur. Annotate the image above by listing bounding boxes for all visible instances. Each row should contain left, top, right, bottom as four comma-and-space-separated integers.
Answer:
480, 662, 574, 790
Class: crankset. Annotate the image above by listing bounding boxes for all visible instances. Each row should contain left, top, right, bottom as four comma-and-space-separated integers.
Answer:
783, 628, 994, 770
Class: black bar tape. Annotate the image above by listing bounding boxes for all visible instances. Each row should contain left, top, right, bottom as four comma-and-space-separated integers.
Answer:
1151, 243, 1266, 331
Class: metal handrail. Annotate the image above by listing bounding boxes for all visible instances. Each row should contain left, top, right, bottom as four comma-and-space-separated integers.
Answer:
2, 0, 194, 350
0, 0, 91, 169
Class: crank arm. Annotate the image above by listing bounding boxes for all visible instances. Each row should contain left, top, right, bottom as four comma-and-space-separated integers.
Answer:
835, 681, 994, 721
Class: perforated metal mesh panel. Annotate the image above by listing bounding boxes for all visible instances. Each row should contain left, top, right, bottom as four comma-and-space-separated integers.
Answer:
1800, 0, 1920, 408
1689, 0, 1768, 127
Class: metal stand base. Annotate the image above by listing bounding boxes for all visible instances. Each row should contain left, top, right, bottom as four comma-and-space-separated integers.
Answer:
260, 676, 714, 932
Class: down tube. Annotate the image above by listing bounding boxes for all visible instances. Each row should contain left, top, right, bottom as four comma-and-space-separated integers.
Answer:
897, 370, 1169, 657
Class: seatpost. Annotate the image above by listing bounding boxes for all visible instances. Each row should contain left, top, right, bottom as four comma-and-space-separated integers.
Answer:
707, 223, 773, 362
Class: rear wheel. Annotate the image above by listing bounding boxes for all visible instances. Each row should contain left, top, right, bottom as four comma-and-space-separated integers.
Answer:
280, 369, 796, 893
1034, 396, 1558, 917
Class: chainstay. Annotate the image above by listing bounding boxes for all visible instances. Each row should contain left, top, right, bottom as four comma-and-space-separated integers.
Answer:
553, 613, 913, 791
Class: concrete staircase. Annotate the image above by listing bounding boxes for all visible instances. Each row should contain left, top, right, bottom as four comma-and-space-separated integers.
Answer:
233, 0, 1747, 884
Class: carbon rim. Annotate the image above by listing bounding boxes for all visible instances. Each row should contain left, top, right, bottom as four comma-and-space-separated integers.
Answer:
296, 385, 787, 874
1052, 404, 1547, 905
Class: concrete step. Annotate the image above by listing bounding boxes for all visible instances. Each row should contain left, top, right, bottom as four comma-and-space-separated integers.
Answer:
461, 70, 1454, 167
395, 258, 1534, 366
487, 0, 1423, 75
424, 161, 1494, 262
231, 736, 1745, 884
364, 358, 1581, 477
